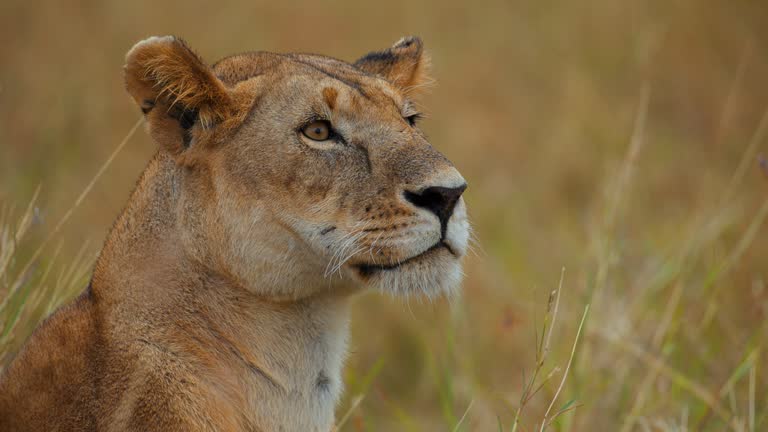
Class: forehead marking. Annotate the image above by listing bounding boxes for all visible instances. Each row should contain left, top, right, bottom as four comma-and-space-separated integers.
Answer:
322, 87, 338, 110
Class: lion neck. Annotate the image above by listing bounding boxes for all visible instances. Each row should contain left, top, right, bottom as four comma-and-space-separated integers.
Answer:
91, 151, 350, 429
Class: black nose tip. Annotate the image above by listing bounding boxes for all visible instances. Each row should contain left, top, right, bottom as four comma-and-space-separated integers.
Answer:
404, 184, 467, 235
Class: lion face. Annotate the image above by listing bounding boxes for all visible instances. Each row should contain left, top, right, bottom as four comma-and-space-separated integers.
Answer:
124, 36, 469, 300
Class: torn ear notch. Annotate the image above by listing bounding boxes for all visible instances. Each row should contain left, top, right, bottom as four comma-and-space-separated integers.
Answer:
140, 99, 155, 114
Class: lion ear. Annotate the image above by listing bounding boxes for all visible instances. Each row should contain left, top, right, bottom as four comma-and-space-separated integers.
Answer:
354, 36, 433, 96
124, 36, 235, 154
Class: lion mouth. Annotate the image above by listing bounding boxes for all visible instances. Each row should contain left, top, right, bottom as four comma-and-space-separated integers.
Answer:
354, 241, 456, 276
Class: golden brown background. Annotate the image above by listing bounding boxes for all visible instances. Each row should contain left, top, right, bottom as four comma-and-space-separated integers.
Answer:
2, 0, 767, 430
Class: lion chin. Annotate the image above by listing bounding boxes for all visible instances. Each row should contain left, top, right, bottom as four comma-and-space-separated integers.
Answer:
353, 244, 465, 299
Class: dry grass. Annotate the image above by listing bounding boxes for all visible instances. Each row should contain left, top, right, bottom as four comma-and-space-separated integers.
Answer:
2, 0, 768, 430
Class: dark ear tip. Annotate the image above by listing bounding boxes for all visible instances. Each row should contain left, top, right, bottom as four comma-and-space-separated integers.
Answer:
393, 36, 423, 51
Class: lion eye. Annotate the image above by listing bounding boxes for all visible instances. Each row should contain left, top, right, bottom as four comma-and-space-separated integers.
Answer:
302, 120, 331, 141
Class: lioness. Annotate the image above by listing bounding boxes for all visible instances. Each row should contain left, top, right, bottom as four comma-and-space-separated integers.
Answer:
0, 36, 468, 431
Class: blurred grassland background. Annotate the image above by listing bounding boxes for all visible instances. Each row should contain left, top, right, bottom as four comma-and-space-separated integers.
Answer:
2, 0, 768, 430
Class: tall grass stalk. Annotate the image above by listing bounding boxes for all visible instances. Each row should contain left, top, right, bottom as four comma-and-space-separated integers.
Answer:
0, 117, 142, 367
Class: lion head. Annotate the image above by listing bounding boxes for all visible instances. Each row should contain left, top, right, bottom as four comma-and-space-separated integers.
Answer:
124, 36, 469, 301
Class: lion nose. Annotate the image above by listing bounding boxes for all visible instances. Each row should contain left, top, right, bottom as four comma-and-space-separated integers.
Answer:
404, 183, 467, 233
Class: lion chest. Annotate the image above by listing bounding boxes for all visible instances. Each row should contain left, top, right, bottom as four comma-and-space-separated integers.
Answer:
234, 306, 350, 431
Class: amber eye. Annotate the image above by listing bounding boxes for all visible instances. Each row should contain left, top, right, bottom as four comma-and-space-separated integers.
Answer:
301, 120, 331, 141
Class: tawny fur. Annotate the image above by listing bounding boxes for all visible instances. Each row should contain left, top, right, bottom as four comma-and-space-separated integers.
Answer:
0, 36, 469, 432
